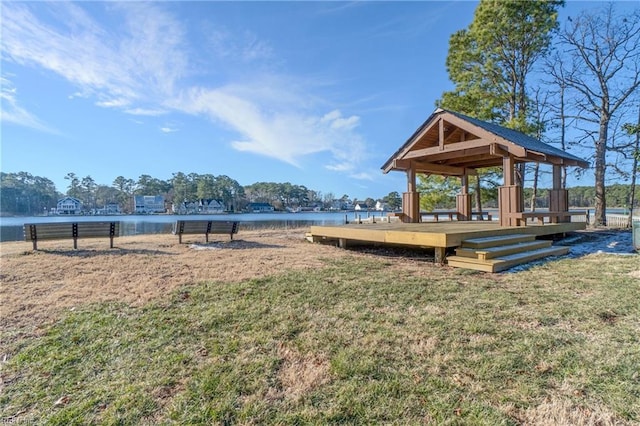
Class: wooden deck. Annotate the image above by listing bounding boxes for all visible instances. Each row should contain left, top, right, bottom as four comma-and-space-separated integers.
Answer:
308, 221, 586, 264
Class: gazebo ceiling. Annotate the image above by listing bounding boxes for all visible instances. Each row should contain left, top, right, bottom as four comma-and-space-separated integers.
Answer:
382, 108, 589, 176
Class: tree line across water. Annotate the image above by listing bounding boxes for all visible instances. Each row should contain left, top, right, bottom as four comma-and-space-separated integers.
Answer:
0, 171, 404, 215
1, 170, 636, 216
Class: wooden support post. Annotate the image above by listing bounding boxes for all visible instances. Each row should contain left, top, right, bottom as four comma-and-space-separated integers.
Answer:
456, 172, 471, 221
503, 155, 514, 187
402, 192, 420, 223
408, 166, 416, 193
499, 156, 523, 226
339, 238, 347, 249
434, 247, 446, 265
402, 165, 421, 223
499, 185, 524, 227
552, 164, 562, 190
549, 164, 569, 222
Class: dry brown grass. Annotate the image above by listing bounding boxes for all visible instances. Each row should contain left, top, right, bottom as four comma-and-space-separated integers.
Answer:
520, 396, 630, 426
0, 229, 350, 348
1, 229, 638, 424
270, 342, 330, 402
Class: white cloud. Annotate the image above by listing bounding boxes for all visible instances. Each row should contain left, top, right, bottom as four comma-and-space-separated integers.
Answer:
325, 162, 353, 172
1, 2, 372, 176
173, 82, 367, 171
332, 115, 360, 130
349, 171, 376, 181
96, 98, 131, 108
1, 2, 187, 108
0, 76, 57, 134
322, 109, 360, 130
125, 108, 167, 116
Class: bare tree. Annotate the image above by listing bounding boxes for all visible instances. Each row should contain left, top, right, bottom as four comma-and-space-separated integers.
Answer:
557, 4, 640, 226
528, 87, 554, 211
545, 50, 576, 188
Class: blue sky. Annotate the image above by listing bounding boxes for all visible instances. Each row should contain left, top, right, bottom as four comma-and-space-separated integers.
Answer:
0, 1, 629, 200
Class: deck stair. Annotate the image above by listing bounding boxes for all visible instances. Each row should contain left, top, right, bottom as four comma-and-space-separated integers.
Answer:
447, 234, 570, 272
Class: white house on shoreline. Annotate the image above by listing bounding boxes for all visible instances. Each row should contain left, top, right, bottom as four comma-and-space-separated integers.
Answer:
134, 195, 165, 214
172, 199, 225, 214
56, 197, 82, 215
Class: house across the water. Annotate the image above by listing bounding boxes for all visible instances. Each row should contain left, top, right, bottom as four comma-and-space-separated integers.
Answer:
172, 199, 226, 214
56, 197, 82, 215
199, 199, 225, 213
134, 195, 165, 214
247, 202, 275, 213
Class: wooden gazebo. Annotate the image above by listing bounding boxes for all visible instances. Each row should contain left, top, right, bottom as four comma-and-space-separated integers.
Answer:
381, 109, 589, 226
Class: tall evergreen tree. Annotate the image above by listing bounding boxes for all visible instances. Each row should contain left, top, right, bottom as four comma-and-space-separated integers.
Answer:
438, 0, 563, 192
64, 172, 82, 199
417, 175, 459, 212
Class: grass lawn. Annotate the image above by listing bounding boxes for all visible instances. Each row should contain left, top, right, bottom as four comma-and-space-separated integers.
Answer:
1, 251, 639, 424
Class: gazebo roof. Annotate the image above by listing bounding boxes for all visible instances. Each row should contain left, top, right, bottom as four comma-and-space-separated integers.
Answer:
382, 108, 589, 176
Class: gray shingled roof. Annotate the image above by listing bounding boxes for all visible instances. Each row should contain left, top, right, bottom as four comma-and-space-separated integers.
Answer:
446, 110, 588, 166
382, 109, 589, 171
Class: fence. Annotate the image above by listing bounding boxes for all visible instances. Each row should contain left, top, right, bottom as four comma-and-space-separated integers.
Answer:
348, 210, 639, 228
586, 213, 640, 228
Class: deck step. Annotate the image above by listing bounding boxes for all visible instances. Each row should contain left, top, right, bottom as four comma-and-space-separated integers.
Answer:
455, 240, 553, 260
447, 246, 570, 273
461, 234, 535, 249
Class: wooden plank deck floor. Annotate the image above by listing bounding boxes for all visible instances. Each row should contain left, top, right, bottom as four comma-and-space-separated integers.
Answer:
308, 221, 586, 261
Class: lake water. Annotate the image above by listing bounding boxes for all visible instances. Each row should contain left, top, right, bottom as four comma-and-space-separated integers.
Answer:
0, 211, 387, 242
1, 208, 627, 243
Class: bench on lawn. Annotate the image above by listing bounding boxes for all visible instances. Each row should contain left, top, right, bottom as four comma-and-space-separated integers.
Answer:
173, 220, 239, 244
24, 221, 120, 250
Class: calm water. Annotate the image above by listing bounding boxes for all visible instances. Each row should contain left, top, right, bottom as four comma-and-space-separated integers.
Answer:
0, 211, 387, 242
1, 208, 627, 243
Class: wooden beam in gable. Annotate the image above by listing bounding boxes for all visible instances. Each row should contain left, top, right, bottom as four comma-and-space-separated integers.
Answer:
394, 116, 441, 160
402, 139, 488, 160
446, 153, 504, 168
426, 146, 491, 163
440, 112, 527, 153
392, 159, 477, 176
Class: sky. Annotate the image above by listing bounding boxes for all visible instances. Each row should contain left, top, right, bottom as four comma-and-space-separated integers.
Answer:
0, 1, 634, 200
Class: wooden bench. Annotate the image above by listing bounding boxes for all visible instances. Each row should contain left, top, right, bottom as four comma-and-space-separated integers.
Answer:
471, 211, 493, 221
515, 211, 586, 226
173, 220, 239, 244
421, 211, 493, 222
24, 221, 120, 250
